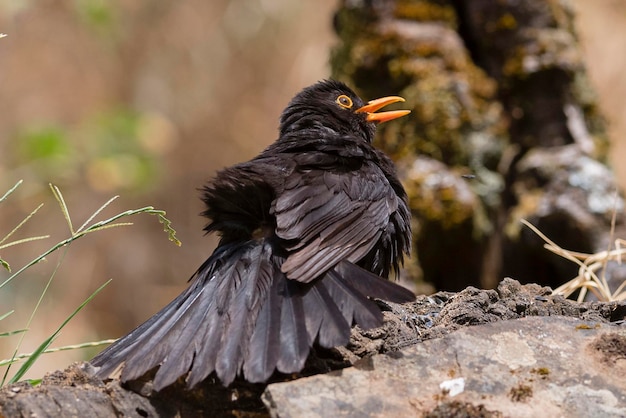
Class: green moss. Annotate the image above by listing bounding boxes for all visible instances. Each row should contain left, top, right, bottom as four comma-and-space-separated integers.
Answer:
531, 367, 550, 378
332, 0, 508, 255
402, 158, 478, 229
496, 13, 518, 30
393, 0, 457, 27
509, 383, 533, 402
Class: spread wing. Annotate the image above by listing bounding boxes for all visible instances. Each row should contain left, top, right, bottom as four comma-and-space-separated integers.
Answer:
275, 163, 398, 283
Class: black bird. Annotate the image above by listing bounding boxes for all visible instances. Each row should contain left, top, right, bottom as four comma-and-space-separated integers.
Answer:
91, 80, 414, 390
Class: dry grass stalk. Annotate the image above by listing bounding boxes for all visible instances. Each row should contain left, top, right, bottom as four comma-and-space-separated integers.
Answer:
521, 219, 626, 302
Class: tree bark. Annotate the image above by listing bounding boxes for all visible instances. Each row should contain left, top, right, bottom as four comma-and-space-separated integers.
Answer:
331, 0, 626, 293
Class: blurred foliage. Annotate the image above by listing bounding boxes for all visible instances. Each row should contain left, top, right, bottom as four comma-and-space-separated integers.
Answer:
16, 127, 75, 180
73, 0, 115, 31
82, 108, 163, 192
12, 108, 170, 193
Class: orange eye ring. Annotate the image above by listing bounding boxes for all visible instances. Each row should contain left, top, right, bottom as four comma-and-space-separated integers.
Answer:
336, 94, 353, 109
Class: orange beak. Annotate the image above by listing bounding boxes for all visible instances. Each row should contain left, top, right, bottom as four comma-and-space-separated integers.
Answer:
355, 96, 411, 123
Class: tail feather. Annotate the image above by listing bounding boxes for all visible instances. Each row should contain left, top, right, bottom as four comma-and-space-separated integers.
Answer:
95, 280, 203, 380
276, 280, 309, 374
120, 282, 213, 383
215, 262, 256, 385
184, 305, 225, 387
241, 272, 283, 383
118, 257, 243, 384
300, 284, 324, 345
337, 260, 415, 303
91, 243, 415, 389
324, 269, 383, 330
113, 247, 244, 382
152, 287, 213, 390
311, 281, 351, 348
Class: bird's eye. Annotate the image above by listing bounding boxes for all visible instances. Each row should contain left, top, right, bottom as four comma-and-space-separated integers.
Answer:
336, 95, 353, 109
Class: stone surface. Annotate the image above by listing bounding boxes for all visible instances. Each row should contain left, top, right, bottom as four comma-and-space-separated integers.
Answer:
263, 316, 626, 418
1, 279, 624, 417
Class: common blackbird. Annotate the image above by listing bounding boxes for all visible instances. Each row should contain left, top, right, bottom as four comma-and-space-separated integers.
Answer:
91, 80, 414, 390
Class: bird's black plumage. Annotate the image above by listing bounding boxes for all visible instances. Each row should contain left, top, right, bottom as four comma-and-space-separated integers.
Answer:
91, 79, 414, 390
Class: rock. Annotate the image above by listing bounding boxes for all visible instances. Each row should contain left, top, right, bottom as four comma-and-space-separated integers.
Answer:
0, 363, 159, 418
1, 279, 623, 417
263, 316, 626, 418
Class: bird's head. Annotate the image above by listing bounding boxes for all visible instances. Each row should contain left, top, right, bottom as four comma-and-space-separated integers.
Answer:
279, 80, 410, 143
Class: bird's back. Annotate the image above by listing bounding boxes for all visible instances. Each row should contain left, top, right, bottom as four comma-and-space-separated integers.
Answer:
204, 130, 410, 274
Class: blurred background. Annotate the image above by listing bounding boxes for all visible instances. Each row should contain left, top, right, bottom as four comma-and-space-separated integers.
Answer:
0, 0, 624, 380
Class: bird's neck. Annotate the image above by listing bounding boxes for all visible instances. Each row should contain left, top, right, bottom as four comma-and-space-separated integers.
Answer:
272, 128, 371, 156
280, 110, 336, 137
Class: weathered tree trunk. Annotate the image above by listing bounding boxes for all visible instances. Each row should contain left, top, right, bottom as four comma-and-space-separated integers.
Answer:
2, 0, 626, 416
331, 0, 626, 293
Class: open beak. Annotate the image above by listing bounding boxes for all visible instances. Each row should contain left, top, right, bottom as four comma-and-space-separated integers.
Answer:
355, 96, 411, 123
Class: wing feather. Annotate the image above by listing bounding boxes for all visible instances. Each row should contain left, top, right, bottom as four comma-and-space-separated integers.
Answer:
276, 165, 398, 283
